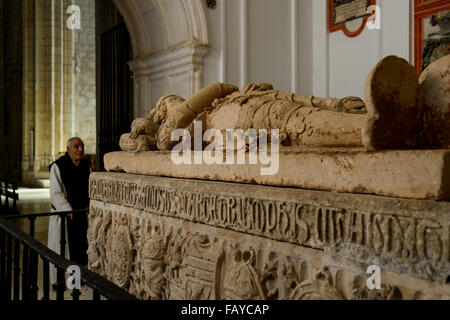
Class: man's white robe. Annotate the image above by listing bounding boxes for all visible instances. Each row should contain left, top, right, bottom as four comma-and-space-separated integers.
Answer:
47, 164, 71, 285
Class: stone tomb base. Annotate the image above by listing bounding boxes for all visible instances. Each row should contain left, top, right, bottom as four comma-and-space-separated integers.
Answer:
87, 172, 450, 300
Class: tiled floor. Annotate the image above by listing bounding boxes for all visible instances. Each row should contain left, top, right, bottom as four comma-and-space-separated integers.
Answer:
3, 188, 100, 300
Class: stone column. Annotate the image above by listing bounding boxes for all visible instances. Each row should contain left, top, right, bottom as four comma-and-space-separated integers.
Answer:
22, 0, 36, 177
33, 0, 52, 174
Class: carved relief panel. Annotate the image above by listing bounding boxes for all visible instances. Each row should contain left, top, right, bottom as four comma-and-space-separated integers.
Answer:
88, 199, 450, 300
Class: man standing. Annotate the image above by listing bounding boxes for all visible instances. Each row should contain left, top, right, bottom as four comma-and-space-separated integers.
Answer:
48, 137, 91, 286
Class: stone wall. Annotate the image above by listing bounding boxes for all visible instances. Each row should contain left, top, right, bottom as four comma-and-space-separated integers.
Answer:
22, 0, 35, 177
88, 172, 450, 300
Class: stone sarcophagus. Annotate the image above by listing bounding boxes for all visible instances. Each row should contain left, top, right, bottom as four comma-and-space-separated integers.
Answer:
88, 55, 450, 300
88, 172, 450, 300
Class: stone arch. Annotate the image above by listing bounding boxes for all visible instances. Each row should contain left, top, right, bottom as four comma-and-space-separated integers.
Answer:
111, 0, 210, 116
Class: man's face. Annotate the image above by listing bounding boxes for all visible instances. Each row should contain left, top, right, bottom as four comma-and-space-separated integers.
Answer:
67, 138, 85, 162
144, 259, 166, 297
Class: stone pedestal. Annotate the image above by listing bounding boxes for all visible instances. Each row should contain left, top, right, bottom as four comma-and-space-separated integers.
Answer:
88, 172, 450, 300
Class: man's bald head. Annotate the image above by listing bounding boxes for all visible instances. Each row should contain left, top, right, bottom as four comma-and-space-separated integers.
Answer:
67, 137, 85, 163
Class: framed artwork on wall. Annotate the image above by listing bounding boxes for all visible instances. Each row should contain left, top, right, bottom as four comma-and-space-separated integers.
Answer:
329, 0, 377, 38
414, 0, 450, 74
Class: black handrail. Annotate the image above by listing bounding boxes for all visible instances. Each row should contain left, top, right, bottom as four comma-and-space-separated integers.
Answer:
0, 214, 137, 301
2, 210, 89, 220
4, 210, 88, 247
1, 209, 88, 220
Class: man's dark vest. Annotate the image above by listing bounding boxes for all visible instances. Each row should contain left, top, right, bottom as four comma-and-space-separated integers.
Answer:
50, 153, 91, 210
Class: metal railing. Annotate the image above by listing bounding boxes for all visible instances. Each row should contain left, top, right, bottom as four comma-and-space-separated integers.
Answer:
0, 210, 137, 301
0, 181, 19, 215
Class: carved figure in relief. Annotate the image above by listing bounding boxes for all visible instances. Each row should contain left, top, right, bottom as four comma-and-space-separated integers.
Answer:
182, 234, 224, 300
87, 209, 112, 277
289, 267, 344, 300
141, 232, 168, 300
87, 208, 103, 273
224, 248, 267, 300
351, 275, 403, 300
278, 258, 300, 299
120, 56, 450, 152
166, 229, 187, 283
127, 217, 143, 297
261, 256, 280, 299
263, 255, 347, 301
186, 282, 212, 300
107, 216, 133, 289
263, 255, 346, 300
